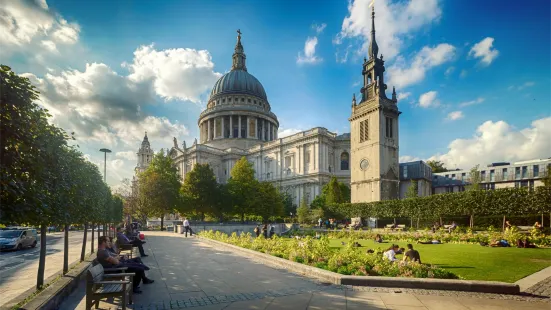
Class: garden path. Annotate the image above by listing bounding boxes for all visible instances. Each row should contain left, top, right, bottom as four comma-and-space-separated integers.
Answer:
60, 231, 550, 310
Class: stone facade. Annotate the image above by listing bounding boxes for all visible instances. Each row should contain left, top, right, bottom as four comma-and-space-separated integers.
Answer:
349, 7, 401, 203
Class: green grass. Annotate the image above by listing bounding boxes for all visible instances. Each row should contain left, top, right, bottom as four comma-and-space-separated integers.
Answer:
327, 239, 551, 283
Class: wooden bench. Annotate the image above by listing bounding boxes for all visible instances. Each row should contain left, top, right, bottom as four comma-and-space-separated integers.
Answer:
517, 226, 533, 234
384, 224, 406, 231
86, 264, 134, 310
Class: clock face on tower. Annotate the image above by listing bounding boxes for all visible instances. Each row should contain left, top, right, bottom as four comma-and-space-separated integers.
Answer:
360, 159, 369, 171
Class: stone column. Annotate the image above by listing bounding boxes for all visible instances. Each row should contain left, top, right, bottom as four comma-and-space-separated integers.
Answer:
207, 119, 212, 141
229, 115, 233, 138
213, 117, 217, 140
255, 118, 258, 139
221, 116, 225, 139
269, 122, 273, 141
238, 115, 242, 138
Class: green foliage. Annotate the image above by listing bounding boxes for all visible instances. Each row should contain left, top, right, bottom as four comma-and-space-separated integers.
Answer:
255, 182, 284, 221
200, 230, 459, 280
405, 180, 419, 198
137, 149, 181, 227
542, 164, 551, 187
310, 177, 350, 209
324, 187, 550, 220
426, 160, 448, 173
228, 157, 259, 222
280, 191, 295, 215
297, 198, 310, 224
466, 165, 481, 191
180, 163, 221, 221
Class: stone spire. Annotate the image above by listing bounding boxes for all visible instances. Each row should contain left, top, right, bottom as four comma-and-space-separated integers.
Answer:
231, 29, 247, 71
367, 6, 379, 59
352, 93, 357, 107
141, 132, 150, 149
392, 86, 397, 102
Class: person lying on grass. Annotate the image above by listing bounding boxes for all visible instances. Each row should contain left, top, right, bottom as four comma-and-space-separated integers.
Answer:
516, 238, 536, 248
417, 239, 442, 244
489, 239, 510, 247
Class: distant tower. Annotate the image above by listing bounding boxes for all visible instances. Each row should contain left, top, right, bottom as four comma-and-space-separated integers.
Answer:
135, 132, 154, 175
349, 6, 401, 203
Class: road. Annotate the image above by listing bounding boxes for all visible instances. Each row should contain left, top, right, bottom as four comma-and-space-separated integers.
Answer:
0, 231, 93, 307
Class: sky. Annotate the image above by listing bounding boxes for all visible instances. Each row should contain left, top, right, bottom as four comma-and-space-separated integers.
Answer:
1, 0, 550, 188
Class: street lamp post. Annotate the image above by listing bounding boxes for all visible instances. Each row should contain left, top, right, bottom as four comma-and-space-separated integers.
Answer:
99, 148, 112, 183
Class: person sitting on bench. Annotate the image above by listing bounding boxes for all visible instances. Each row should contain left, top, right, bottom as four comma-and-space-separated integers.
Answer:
117, 227, 148, 257
448, 221, 457, 233
97, 236, 154, 294
107, 237, 148, 268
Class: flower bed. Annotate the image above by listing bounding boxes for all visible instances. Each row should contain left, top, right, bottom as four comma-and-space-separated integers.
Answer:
199, 230, 459, 280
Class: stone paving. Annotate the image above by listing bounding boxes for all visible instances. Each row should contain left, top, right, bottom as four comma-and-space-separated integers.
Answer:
525, 276, 551, 298
61, 231, 550, 310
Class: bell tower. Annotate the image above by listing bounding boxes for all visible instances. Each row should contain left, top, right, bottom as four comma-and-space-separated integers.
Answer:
349, 5, 401, 203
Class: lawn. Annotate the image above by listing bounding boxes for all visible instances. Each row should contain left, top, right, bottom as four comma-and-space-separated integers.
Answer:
327, 239, 551, 283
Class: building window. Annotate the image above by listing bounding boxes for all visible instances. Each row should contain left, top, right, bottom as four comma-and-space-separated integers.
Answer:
403, 165, 408, 178
340, 152, 349, 170
222, 98, 225, 103
285, 156, 292, 169
503, 168, 508, 180
359, 119, 369, 142
461, 173, 466, 181
515, 167, 520, 179
480, 171, 486, 182
451, 174, 456, 180
241, 98, 245, 102
522, 166, 527, 178
534, 165, 539, 177
490, 170, 495, 182
385, 117, 393, 138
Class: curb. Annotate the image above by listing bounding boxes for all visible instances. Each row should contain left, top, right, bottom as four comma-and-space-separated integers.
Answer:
2, 254, 94, 310
197, 236, 520, 295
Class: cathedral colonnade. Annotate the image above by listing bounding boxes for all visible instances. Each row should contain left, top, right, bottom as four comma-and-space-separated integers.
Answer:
199, 114, 278, 143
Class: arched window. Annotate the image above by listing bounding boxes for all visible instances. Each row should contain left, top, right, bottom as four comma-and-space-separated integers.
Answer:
340, 152, 349, 171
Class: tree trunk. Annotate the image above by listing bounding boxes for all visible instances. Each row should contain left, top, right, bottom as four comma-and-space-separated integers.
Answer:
63, 224, 69, 274
542, 214, 544, 228
241, 212, 245, 224
97, 224, 100, 241
410, 217, 413, 229
36, 224, 47, 289
416, 217, 419, 229
91, 224, 95, 253
161, 215, 164, 231
439, 216, 442, 226
81, 223, 88, 262
502, 216, 506, 232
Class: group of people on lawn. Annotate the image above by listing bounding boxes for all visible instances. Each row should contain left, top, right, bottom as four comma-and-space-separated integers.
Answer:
254, 223, 276, 238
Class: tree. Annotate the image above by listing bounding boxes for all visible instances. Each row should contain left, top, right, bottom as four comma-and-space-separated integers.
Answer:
405, 180, 419, 198
254, 182, 284, 221
228, 157, 259, 222
281, 191, 295, 216
427, 160, 448, 173
466, 165, 481, 191
310, 177, 350, 209
297, 198, 310, 224
180, 163, 220, 221
137, 149, 181, 230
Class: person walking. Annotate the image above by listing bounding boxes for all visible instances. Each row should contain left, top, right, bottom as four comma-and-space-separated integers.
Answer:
269, 223, 275, 238
262, 224, 268, 238
254, 225, 260, 237
318, 218, 323, 228
183, 218, 193, 237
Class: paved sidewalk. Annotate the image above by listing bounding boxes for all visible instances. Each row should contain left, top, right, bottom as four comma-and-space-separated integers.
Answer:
61, 231, 550, 310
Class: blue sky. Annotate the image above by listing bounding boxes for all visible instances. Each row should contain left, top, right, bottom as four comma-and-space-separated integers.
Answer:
1, 0, 550, 186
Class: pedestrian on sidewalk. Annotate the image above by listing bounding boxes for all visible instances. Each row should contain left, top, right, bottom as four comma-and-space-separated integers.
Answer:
116, 227, 148, 257
183, 218, 193, 237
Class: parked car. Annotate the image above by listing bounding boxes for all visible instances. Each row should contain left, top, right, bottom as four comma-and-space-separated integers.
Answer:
0, 228, 38, 251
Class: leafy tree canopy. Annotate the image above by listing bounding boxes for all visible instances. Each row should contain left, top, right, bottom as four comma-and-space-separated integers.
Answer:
427, 160, 448, 173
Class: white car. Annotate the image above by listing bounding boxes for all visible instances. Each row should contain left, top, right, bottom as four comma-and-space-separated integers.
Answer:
0, 229, 38, 251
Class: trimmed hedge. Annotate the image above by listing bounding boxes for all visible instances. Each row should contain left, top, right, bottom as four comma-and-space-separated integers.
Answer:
325, 187, 551, 219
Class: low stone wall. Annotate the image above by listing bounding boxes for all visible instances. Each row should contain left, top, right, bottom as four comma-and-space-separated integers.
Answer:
198, 236, 520, 295
175, 223, 298, 236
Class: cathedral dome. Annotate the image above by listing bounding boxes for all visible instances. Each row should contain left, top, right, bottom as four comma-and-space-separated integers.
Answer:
209, 70, 267, 101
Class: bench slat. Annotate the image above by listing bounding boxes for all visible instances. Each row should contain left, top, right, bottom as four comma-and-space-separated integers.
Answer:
96, 284, 123, 294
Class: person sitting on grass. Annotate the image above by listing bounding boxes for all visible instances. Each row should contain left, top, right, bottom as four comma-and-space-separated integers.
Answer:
417, 239, 442, 244
374, 234, 385, 243
383, 244, 400, 262
97, 236, 154, 294
395, 247, 405, 255
516, 238, 536, 248
402, 244, 422, 264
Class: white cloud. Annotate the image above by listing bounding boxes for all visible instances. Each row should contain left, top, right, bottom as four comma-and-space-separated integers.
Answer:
388, 43, 456, 89
460, 69, 468, 78
469, 37, 499, 66
509, 81, 535, 91
0, 0, 80, 57
400, 155, 421, 163
125, 44, 222, 103
397, 92, 411, 101
297, 37, 323, 65
429, 117, 551, 170
458, 97, 485, 108
445, 67, 455, 77
312, 23, 327, 34
446, 111, 464, 121
278, 128, 303, 138
418, 91, 440, 108
111, 159, 125, 170
336, 0, 442, 60
116, 151, 137, 161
